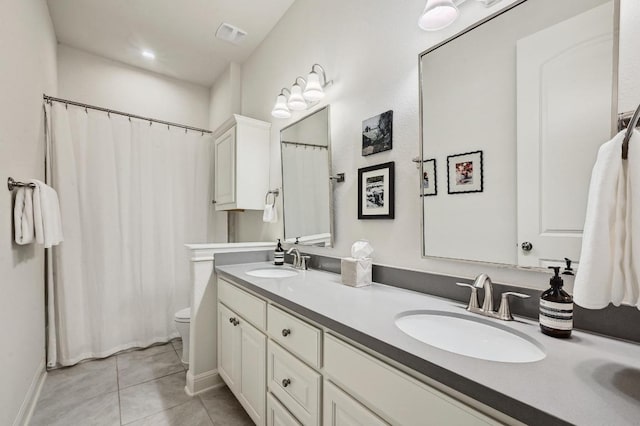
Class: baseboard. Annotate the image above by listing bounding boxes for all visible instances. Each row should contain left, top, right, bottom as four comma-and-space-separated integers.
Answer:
185, 369, 223, 396
13, 357, 47, 426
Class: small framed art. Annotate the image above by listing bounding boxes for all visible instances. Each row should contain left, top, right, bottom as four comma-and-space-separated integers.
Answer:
447, 150, 483, 194
358, 161, 395, 219
362, 110, 393, 156
422, 158, 437, 196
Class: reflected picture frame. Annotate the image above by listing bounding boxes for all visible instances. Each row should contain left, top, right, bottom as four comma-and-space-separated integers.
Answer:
358, 161, 395, 219
422, 158, 437, 196
447, 150, 483, 194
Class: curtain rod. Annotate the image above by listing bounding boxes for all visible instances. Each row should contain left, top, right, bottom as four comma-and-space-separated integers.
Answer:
281, 140, 328, 149
43, 95, 213, 134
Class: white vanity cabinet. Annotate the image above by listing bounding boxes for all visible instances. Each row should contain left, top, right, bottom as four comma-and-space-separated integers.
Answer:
213, 114, 271, 211
217, 276, 505, 426
218, 279, 268, 426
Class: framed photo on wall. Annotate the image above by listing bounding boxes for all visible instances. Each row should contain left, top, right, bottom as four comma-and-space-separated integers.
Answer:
447, 150, 483, 194
358, 162, 395, 219
422, 158, 437, 196
362, 110, 393, 156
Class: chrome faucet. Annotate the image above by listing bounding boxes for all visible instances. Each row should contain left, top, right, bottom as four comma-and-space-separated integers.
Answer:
456, 274, 529, 321
286, 248, 310, 270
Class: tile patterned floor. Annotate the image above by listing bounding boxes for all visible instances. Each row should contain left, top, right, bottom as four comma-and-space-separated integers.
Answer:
31, 340, 254, 426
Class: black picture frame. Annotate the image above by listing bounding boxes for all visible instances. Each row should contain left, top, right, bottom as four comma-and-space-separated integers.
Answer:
421, 158, 437, 197
447, 150, 483, 194
362, 110, 393, 156
358, 161, 395, 219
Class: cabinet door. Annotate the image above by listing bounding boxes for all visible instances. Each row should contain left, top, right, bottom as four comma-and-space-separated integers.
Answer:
215, 126, 236, 206
218, 303, 240, 390
323, 381, 388, 426
238, 318, 267, 426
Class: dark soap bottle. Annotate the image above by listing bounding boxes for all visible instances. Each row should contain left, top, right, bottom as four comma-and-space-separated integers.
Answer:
539, 266, 573, 338
274, 239, 284, 266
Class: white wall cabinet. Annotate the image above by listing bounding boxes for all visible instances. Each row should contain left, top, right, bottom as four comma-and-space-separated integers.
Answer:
218, 301, 267, 426
213, 114, 271, 211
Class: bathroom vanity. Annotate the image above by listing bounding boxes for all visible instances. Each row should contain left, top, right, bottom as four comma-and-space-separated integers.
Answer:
214, 262, 640, 426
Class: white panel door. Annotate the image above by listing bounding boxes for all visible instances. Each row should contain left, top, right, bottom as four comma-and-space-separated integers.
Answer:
215, 126, 236, 206
218, 303, 240, 390
238, 318, 267, 426
323, 381, 388, 426
268, 393, 303, 426
516, 2, 614, 267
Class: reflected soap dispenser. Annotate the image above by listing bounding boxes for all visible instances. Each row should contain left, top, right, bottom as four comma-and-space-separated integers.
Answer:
539, 266, 573, 338
274, 239, 284, 266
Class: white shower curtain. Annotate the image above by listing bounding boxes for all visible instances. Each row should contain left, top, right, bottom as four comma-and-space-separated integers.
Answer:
46, 102, 212, 367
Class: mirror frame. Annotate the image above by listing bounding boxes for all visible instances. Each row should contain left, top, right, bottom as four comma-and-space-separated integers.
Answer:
280, 105, 335, 247
418, 0, 621, 271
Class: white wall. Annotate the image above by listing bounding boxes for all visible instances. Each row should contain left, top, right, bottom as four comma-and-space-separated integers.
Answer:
57, 45, 210, 129
0, 1, 58, 424
619, 0, 640, 112
237, 0, 635, 291
209, 62, 242, 131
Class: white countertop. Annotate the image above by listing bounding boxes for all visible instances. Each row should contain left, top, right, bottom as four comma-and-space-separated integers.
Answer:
216, 262, 640, 426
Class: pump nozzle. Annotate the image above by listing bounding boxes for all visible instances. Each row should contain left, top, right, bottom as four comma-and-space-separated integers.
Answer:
547, 266, 564, 288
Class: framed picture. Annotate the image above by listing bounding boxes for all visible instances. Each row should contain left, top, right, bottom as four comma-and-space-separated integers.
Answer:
447, 150, 483, 194
422, 158, 437, 196
362, 110, 393, 156
358, 162, 395, 219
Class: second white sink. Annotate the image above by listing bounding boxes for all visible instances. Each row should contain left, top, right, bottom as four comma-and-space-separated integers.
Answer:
395, 310, 545, 363
246, 267, 299, 278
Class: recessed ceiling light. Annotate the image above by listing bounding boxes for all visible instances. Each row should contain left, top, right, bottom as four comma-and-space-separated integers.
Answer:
141, 50, 156, 60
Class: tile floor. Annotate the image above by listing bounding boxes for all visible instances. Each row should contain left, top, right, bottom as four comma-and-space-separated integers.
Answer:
31, 340, 253, 426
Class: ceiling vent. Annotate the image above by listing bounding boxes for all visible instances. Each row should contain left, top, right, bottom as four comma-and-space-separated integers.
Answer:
215, 23, 247, 45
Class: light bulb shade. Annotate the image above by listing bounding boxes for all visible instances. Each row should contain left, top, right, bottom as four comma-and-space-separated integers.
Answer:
418, 0, 459, 31
271, 94, 291, 118
288, 84, 308, 111
303, 72, 324, 102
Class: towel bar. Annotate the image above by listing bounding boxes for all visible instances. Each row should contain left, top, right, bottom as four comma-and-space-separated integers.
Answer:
621, 103, 640, 160
7, 177, 35, 191
265, 189, 280, 205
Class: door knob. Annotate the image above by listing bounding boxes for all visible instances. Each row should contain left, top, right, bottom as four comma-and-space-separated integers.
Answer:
521, 242, 533, 252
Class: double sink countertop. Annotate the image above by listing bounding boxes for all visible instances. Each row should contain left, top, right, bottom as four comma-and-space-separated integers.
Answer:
216, 262, 640, 426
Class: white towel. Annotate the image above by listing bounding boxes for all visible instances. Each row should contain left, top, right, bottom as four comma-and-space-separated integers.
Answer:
574, 130, 640, 309
262, 203, 278, 223
30, 179, 64, 248
14, 187, 35, 245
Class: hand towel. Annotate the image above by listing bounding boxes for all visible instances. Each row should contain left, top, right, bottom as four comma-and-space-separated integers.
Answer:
30, 179, 64, 248
262, 203, 278, 223
574, 130, 640, 309
14, 187, 35, 245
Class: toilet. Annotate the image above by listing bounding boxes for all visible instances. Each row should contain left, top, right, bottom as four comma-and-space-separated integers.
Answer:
174, 308, 190, 365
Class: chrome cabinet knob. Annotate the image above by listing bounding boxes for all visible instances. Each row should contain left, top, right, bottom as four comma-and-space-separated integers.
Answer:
282, 329, 291, 337
229, 317, 235, 324
521, 241, 533, 252
282, 378, 291, 388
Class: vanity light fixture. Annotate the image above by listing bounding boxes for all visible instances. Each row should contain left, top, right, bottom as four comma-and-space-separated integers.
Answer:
418, 0, 502, 31
271, 64, 333, 119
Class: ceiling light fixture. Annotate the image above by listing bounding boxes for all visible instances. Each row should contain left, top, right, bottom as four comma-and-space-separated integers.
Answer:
418, 0, 502, 32
271, 64, 333, 119
141, 49, 156, 60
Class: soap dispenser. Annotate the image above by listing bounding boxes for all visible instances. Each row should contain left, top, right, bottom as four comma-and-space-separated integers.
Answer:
539, 266, 573, 338
274, 239, 284, 266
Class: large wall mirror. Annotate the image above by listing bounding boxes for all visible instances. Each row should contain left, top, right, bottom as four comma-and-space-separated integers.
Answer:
420, 0, 619, 269
281, 106, 333, 246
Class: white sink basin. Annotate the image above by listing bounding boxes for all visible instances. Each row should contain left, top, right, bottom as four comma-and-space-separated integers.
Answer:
245, 267, 299, 278
395, 310, 545, 363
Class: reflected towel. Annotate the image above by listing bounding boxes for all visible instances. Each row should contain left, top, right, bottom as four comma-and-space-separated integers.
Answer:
574, 130, 640, 309
30, 179, 64, 248
14, 187, 35, 245
262, 203, 278, 223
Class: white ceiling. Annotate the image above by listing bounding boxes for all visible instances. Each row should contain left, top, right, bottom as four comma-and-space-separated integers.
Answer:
46, 0, 295, 87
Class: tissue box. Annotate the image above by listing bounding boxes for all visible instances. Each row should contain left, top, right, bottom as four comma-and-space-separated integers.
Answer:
341, 257, 372, 287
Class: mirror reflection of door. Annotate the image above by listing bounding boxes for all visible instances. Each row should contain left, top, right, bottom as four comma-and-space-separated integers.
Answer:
516, 2, 614, 267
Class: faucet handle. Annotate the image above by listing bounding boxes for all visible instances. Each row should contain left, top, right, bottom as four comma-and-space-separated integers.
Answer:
497, 292, 530, 321
456, 283, 480, 311
300, 255, 311, 270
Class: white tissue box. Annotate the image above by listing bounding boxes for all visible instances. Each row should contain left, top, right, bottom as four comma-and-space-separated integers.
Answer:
341, 257, 372, 287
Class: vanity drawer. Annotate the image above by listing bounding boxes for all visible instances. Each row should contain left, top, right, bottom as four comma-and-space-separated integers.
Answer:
323, 334, 499, 426
267, 340, 321, 426
218, 278, 266, 330
267, 393, 302, 426
267, 305, 321, 368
